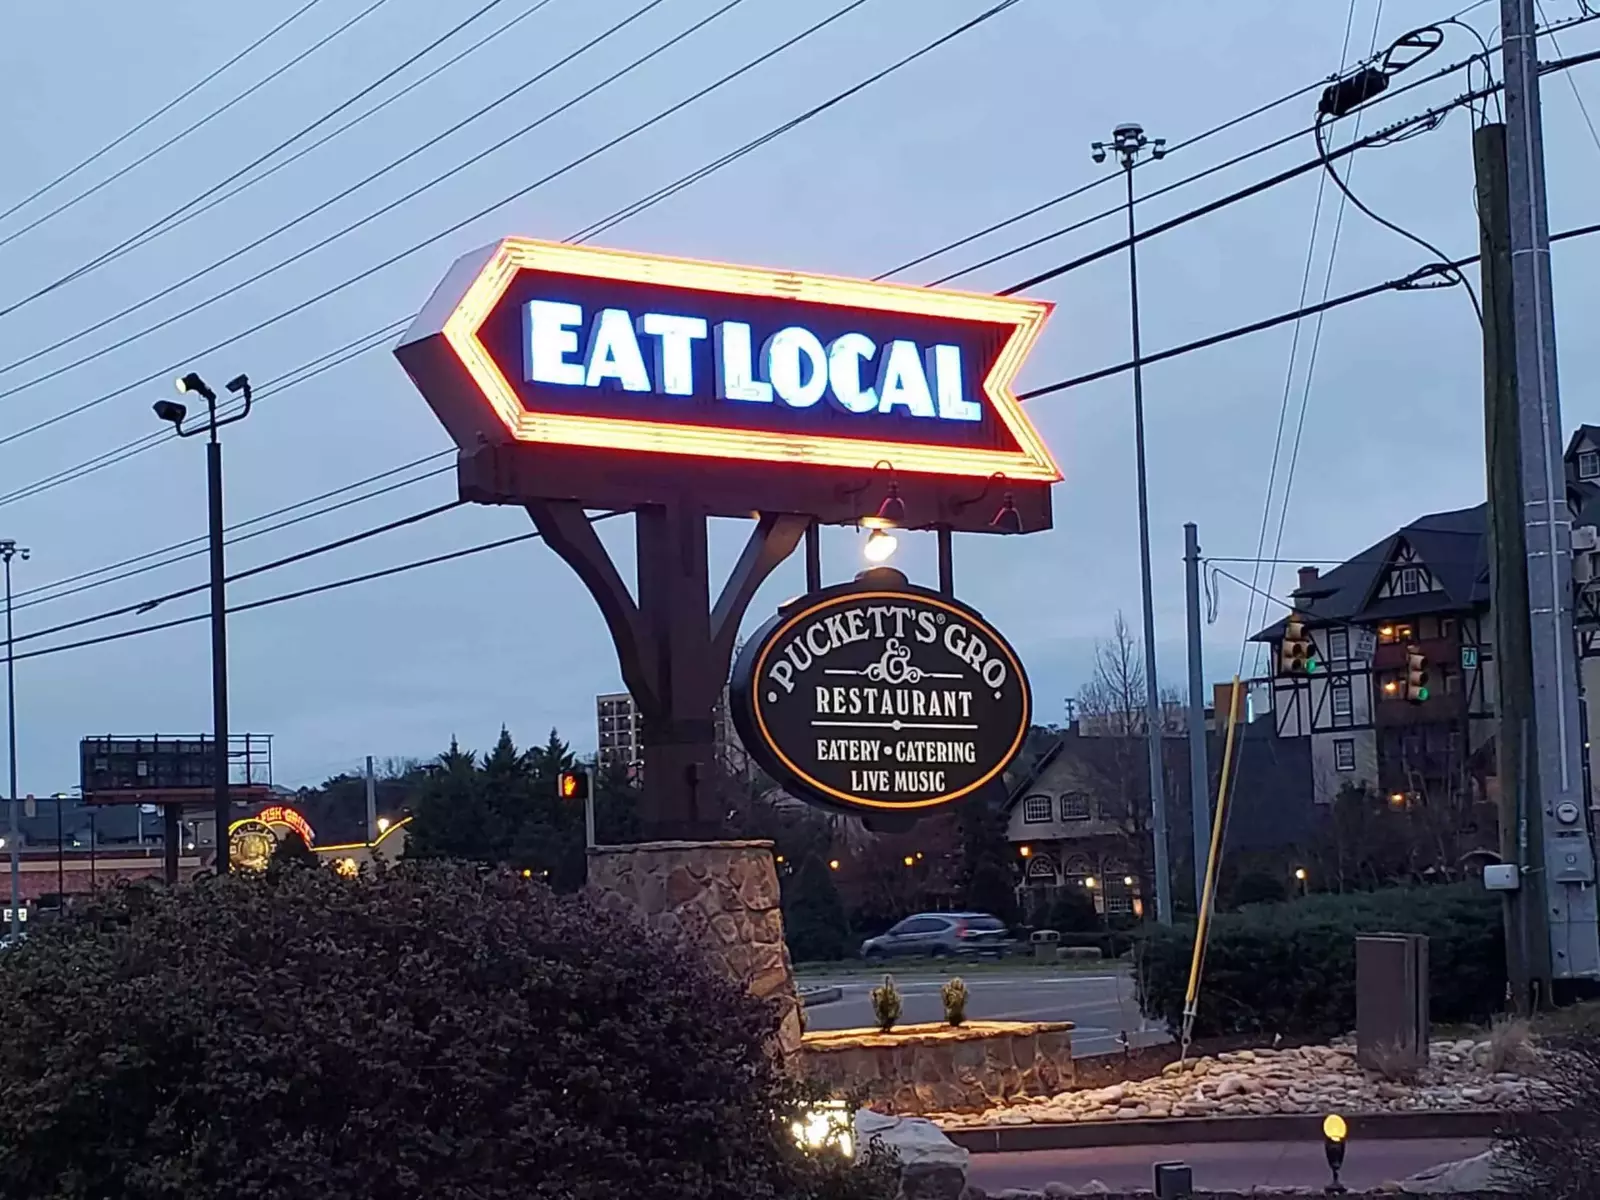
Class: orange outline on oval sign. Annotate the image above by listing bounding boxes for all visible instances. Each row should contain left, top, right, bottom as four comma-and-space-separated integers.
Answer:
438, 238, 1061, 482
751, 590, 1031, 810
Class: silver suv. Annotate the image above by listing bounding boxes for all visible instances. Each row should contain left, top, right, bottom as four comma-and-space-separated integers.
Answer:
859, 912, 1012, 960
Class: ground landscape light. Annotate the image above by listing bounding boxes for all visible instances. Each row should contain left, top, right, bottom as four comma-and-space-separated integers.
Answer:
791, 1100, 852, 1157
1324, 1112, 1348, 1192
377, 817, 391, 834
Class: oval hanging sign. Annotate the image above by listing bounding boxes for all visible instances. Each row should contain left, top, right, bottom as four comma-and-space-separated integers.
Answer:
730, 569, 1031, 817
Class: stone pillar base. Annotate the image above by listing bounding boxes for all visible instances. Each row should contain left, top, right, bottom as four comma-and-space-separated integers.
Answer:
586, 839, 802, 1058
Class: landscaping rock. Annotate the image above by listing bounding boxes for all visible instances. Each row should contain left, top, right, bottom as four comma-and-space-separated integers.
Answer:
856, 1109, 969, 1200
935, 1037, 1553, 1129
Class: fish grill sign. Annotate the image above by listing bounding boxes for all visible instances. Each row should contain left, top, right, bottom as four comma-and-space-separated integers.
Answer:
731, 573, 1031, 816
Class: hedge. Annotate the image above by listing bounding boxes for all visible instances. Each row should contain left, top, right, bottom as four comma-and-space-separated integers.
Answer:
0, 860, 893, 1200
1137, 884, 1505, 1038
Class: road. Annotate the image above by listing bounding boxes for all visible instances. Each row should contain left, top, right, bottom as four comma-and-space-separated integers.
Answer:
798, 968, 1164, 1056
968, 1139, 1490, 1192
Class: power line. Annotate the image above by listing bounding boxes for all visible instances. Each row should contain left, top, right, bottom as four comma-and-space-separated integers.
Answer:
0, 0, 661, 376
1238, 0, 1364, 674
13, 459, 456, 616
0, 319, 411, 511
568, 0, 1027, 244
0, 0, 872, 448
953, 11, 1598, 292
1018, 219, 1600, 401
0, 0, 534, 320
0, 0, 395, 257
0, 0, 329, 230
9, 501, 464, 651
2, 512, 625, 668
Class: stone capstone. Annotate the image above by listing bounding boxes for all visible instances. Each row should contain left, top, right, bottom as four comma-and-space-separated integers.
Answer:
586, 840, 802, 1057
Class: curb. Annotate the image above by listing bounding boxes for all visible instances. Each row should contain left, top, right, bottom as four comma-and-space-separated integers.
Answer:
944, 1109, 1509, 1153
799, 985, 843, 1007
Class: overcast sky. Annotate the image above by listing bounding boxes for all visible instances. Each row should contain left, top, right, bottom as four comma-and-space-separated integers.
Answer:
1, 0, 1597, 792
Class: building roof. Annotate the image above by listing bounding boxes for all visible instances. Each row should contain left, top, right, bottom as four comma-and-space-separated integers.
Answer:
1253, 503, 1489, 641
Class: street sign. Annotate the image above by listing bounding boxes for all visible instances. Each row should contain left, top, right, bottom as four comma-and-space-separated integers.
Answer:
395, 239, 1059, 531
730, 568, 1031, 818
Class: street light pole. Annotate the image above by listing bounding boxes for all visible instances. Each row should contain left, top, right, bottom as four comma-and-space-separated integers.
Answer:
1093, 123, 1172, 925
155, 372, 251, 876
0, 541, 26, 940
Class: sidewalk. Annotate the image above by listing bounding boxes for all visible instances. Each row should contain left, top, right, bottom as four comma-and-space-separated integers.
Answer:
967, 1138, 1490, 1193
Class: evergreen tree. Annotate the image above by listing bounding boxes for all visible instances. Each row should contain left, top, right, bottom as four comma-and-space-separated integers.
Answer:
267, 830, 320, 873
781, 855, 851, 962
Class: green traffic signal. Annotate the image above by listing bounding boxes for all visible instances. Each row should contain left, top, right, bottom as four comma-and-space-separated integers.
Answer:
1305, 657, 1321, 673
1416, 686, 1429, 702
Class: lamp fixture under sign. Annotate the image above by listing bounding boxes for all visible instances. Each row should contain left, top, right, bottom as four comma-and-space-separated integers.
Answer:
863, 527, 897, 563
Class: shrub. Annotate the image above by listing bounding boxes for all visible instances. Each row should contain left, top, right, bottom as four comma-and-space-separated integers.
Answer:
1499, 1029, 1600, 1197
783, 855, 852, 962
1137, 884, 1504, 1038
871, 975, 903, 1033
942, 977, 968, 1027
0, 862, 891, 1200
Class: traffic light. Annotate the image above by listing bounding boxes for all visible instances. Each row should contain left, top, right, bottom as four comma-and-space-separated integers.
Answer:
1280, 613, 1318, 674
557, 768, 590, 802
1405, 646, 1430, 703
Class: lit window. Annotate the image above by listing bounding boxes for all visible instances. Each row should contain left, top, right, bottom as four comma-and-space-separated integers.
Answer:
1331, 683, 1353, 718
1581, 450, 1600, 480
1059, 792, 1091, 820
1334, 738, 1356, 772
1022, 795, 1053, 824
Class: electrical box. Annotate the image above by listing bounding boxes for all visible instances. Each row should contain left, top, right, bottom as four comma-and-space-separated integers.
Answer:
1483, 863, 1521, 892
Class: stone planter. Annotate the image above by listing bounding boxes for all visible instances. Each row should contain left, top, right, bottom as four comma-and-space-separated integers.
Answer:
801, 1021, 1074, 1115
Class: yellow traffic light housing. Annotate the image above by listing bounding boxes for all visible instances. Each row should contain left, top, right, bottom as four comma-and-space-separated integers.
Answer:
1405, 646, 1429, 703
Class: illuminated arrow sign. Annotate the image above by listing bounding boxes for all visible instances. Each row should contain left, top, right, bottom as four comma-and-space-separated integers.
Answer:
396, 239, 1059, 483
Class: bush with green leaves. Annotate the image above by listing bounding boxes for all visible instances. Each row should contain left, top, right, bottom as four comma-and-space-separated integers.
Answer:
0, 861, 891, 1200
1137, 884, 1505, 1038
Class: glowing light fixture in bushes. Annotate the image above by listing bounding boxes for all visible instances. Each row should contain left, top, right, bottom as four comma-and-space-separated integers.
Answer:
791, 1099, 853, 1157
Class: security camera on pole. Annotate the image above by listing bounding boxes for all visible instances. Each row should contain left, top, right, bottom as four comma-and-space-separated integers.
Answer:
1091, 123, 1173, 925
153, 371, 251, 875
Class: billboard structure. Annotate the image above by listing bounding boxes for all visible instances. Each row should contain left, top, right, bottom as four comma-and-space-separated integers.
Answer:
398, 239, 1057, 836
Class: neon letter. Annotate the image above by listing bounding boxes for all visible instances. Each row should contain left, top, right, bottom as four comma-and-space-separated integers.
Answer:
827, 333, 878, 413
583, 308, 650, 391
929, 344, 979, 421
638, 312, 707, 396
876, 339, 936, 417
715, 321, 772, 403
524, 300, 584, 386
764, 326, 828, 408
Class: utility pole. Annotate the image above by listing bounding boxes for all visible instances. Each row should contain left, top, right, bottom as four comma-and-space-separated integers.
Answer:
1093, 122, 1172, 924
1183, 523, 1211, 911
364, 755, 378, 843
1478, 120, 1546, 1009
1497, 0, 1600, 997
1, 541, 26, 940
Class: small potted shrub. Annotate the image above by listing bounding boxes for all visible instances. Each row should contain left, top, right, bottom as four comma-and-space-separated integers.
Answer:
942, 977, 968, 1027
870, 974, 902, 1033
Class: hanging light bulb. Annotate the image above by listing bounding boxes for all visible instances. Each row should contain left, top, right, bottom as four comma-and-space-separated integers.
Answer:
863, 527, 898, 563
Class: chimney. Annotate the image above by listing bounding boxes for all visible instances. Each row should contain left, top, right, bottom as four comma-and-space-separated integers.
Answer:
1297, 565, 1320, 594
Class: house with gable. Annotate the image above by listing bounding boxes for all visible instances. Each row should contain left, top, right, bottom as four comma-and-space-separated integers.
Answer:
1252, 505, 1497, 815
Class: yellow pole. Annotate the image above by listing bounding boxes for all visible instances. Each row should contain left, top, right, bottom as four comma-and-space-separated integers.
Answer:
1181, 675, 1243, 1052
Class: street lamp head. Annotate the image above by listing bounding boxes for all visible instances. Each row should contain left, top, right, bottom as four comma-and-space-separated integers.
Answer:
152, 399, 187, 427
1150, 137, 1168, 160
175, 372, 216, 402
225, 373, 250, 395
1090, 141, 1107, 163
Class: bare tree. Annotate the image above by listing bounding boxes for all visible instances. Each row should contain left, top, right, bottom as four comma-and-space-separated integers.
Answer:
1073, 613, 1187, 916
